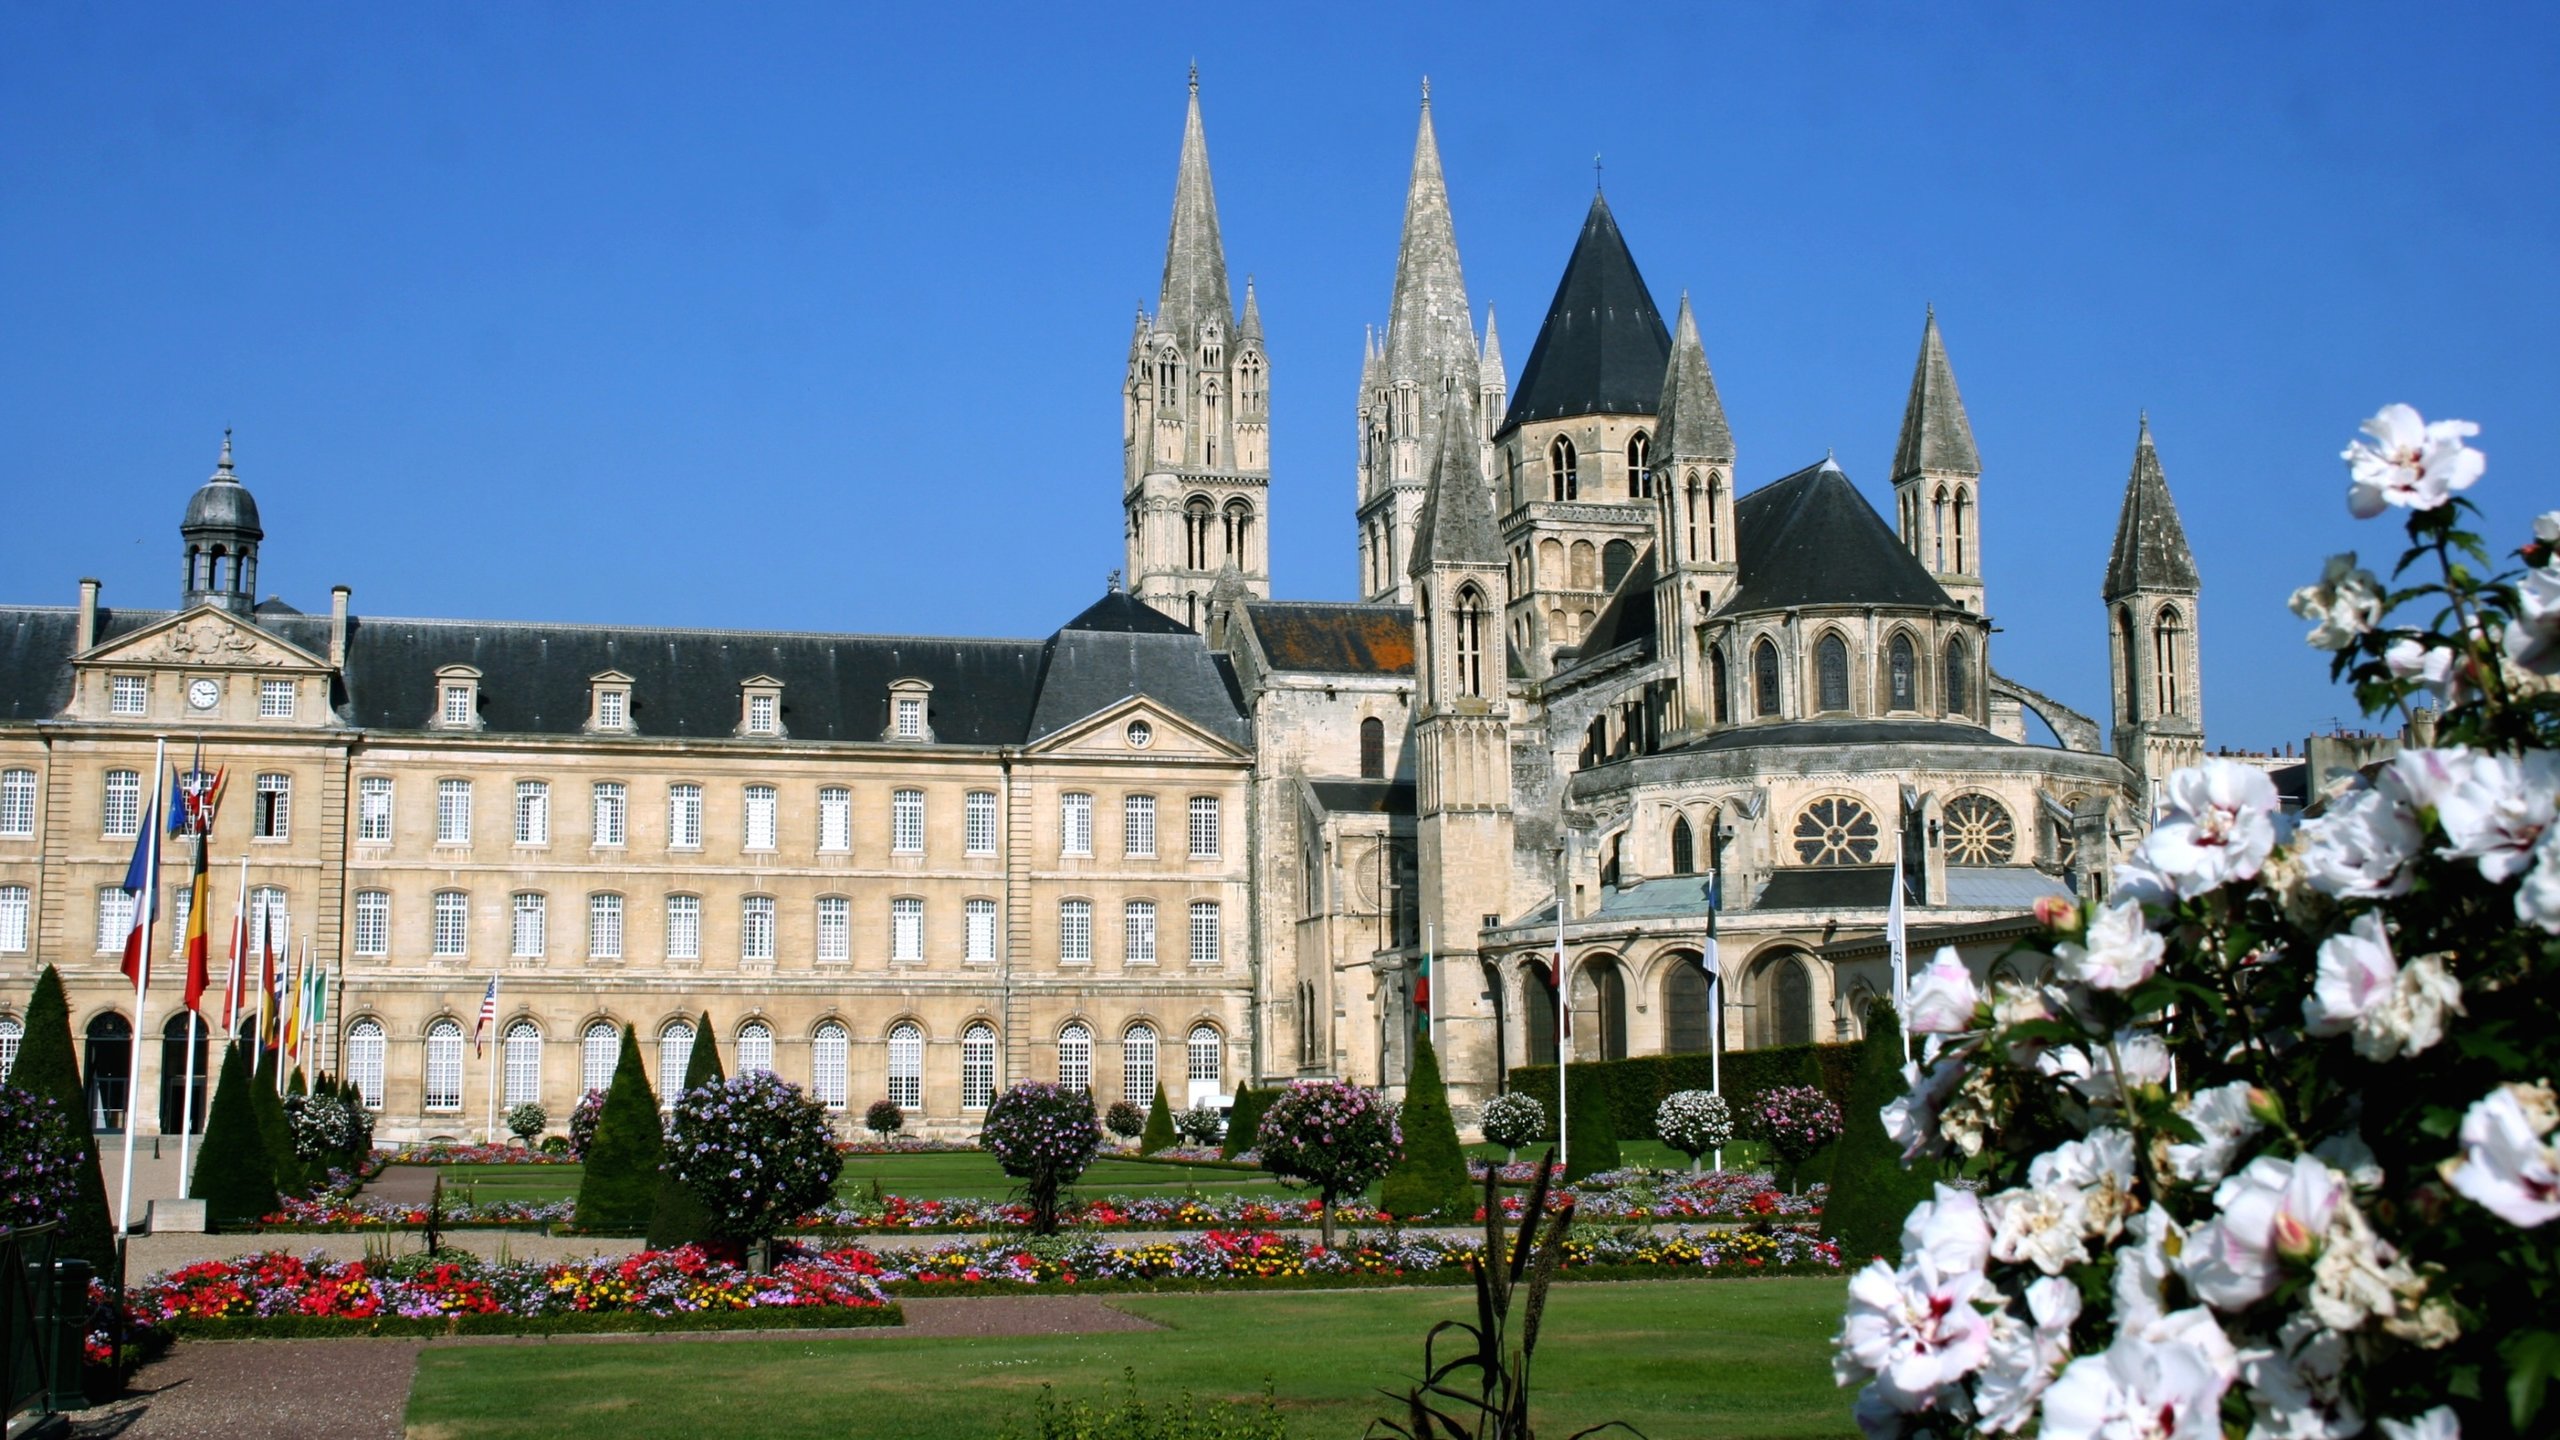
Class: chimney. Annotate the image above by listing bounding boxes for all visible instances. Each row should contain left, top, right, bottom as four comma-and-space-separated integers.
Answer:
76, 578, 100, 652
328, 585, 351, 668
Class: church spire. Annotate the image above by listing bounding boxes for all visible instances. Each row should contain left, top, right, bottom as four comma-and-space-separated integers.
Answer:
1156, 69, 1232, 350
2104, 413, 2199, 598
1891, 306, 1980, 480
1409, 377, 1500, 578
1655, 293, 1731, 462
1382, 84, 1478, 455
1238, 274, 1262, 342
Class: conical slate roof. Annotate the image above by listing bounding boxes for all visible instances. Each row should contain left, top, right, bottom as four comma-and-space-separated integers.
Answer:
1409, 380, 1501, 577
1495, 192, 1670, 438
2104, 417, 2199, 596
1155, 71, 1232, 350
1380, 90, 1479, 465
1890, 308, 1979, 478
1655, 294, 1732, 461
1720, 459, 1956, 613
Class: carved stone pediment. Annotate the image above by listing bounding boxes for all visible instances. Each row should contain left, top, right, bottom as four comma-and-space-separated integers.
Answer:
83, 607, 328, 673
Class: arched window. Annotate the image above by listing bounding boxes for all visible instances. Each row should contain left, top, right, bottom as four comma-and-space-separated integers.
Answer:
2152, 606, 2185, 715
1122, 1023, 1158, 1108
1359, 716, 1385, 778
1889, 634, 1917, 710
1187, 1024, 1222, 1101
503, 1019, 542, 1106
1946, 636, 1973, 716
1224, 499, 1253, 563
812, 1022, 848, 1109
1663, 959, 1712, 1054
347, 1018, 386, 1109
1601, 539, 1635, 591
2115, 607, 2138, 721
1684, 471, 1702, 560
1753, 639, 1781, 717
1932, 486, 1949, 570
83, 1013, 131, 1131
159, 1011, 209, 1134
1943, 794, 2018, 865
1817, 634, 1850, 712
737, 1021, 773, 1075
1455, 584, 1487, 698
1522, 961, 1558, 1067
1709, 642, 1730, 724
1626, 431, 1651, 497
1670, 816, 1695, 875
1058, 1022, 1093, 1092
1706, 473, 1724, 561
887, 1022, 923, 1109
580, 1022, 617, 1097
1549, 437, 1578, 500
1571, 957, 1628, 1062
1568, 540, 1596, 591
657, 1021, 695, 1097
1772, 957, 1814, 1046
425, 1018, 463, 1112
961, 1023, 997, 1108
1953, 487, 1971, 572
1184, 496, 1213, 571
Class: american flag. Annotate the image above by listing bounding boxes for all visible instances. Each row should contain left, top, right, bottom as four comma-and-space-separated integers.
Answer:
472, 977, 500, 1057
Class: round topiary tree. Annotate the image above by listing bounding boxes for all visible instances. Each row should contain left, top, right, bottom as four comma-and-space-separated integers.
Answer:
573, 1026, 662, 1233
1103, 1099, 1146, 1142
11, 967, 114, 1268
1174, 1105, 1225, 1148
1219, 1087, 1273, 1160
1379, 1035, 1473, 1221
1743, 1084, 1842, 1193
1256, 1079, 1401, 1246
566, 1088, 606, 1158
0, 1083, 84, 1236
1655, 1090, 1734, 1174
189, 1040, 279, 1231
1477, 1092, 1547, 1163
1561, 1070, 1621, 1183
1137, 1081, 1178, 1155
1817, 1002, 1940, 1265
666, 1070, 843, 1260
863, 1098, 905, 1142
285, 1089, 359, 1163
980, 1081, 1102, 1235
506, 1102, 547, 1144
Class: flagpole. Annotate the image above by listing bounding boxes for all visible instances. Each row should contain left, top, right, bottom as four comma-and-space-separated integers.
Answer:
225, 851, 248, 1034
1889, 848, 1911, 1063
1705, 854, 1723, 1173
116, 737, 166, 1238
484, 1000, 501, 1145
1554, 834, 1570, 1174
271, 913, 291, 1097
1421, 920, 1434, 1055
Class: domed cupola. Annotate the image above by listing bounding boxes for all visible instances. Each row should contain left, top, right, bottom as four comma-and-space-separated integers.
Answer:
181, 431, 264, 615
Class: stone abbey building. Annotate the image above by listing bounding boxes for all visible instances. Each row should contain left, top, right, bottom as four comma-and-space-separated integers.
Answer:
0, 76, 2203, 1141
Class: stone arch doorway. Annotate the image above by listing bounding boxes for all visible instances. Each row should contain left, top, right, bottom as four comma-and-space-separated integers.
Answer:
159, 1010, 210, 1134
85, 1012, 133, 1133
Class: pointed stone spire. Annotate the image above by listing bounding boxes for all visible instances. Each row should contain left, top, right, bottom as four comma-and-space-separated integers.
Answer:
1382, 83, 1478, 457
1655, 294, 1732, 461
1891, 306, 1980, 479
1238, 275, 1262, 342
2105, 414, 2199, 596
1409, 376, 1501, 577
1478, 306, 1505, 382
1156, 69, 1233, 350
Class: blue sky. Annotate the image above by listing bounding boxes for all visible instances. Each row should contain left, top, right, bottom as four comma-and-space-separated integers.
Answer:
2, 3, 2552, 750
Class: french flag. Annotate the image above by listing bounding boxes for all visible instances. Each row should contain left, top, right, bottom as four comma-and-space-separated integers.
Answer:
117, 793, 161, 988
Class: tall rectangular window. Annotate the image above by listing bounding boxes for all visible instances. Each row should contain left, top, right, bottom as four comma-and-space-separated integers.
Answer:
514, 780, 549, 845
1060, 793, 1093, 857
511, 893, 546, 958
747, 692, 777, 734
0, 769, 34, 836
504, 1023, 541, 1106
436, 779, 472, 844
441, 685, 474, 726
812, 1024, 848, 1109
353, 890, 389, 956
582, 1025, 617, 1095
596, 688, 626, 729
891, 789, 924, 853
743, 784, 777, 849
357, 776, 393, 842
666, 895, 701, 961
1188, 796, 1221, 858
964, 898, 996, 964
895, 696, 924, 739
741, 895, 776, 963
887, 1025, 923, 1109
96, 886, 134, 952
1124, 899, 1157, 965
816, 896, 849, 963
425, 1022, 463, 1110
259, 679, 296, 719
111, 675, 147, 715
1059, 899, 1092, 965
891, 896, 923, 962
591, 782, 627, 846
965, 790, 997, 856
1124, 794, 1155, 858
432, 891, 468, 957
255, 773, 291, 840
0, 885, 28, 954
1189, 901, 1221, 965
168, 883, 193, 955
347, 1021, 385, 1109
668, 784, 703, 849
588, 893, 623, 960
103, 770, 141, 838
818, 787, 851, 851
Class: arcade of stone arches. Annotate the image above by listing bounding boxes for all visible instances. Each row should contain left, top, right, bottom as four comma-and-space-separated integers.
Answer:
1499, 939, 1832, 1070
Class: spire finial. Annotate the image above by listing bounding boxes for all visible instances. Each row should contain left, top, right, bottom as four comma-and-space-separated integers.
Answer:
1420, 75, 1430, 106
1188, 61, 1198, 95
1594, 152, 1603, 193
215, 428, 235, 480
1108, 568, 1123, 594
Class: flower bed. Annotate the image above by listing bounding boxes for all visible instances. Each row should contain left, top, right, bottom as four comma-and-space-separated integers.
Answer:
1541, 1168, 1826, 1223
382, 1143, 578, 1166
256, 1194, 577, 1230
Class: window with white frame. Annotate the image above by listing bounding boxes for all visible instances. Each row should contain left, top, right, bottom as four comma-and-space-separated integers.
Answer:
887, 1022, 924, 1108
259, 678, 296, 719
816, 896, 849, 964
347, 1019, 386, 1109
1189, 901, 1221, 965
1123, 1024, 1158, 1108
511, 893, 546, 958
965, 790, 996, 855
436, 779, 472, 844
96, 886, 134, 952
1059, 899, 1092, 964
891, 896, 923, 962
581, 1022, 617, 1095
168, 883, 192, 956
737, 1021, 773, 1075
592, 782, 626, 846
504, 1020, 541, 1105
1124, 794, 1156, 858
357, 776, 393, 842
818, 787, 851, 851
1060, 793, 1093, 856
0, 885, 28, 954
432, 891, 468, 957
103, 770, 141, 838
254, 773, 291, 839
741, 895, 776, 963
964, 898, 996, 964
0, 769, 34, 836
1058, 1022, 1092, 1092
1188, 1024, 1222, 1089
746, 692, 777, 735
658, 1022, 695, 1095
743, 784, 777, 849
0, 1016, 16, 1081
894, 696, 924, 739
811, 1022, 849, 1108
891, 789, 924, 853
353, 890, 389, 956
441, 683, 475, 727
514, 780, 549, 845
595, 687, 627, 730
251, 886, 288, 953
668, 784, 703, 849
1124, 900, 1157, 965
588, 893, 623, 960
1188, 796, 1221, 858
666, 895, 700, 961
425, 1020, 464, 1110
111, 675, 147, 716
962, 1023, 996, 1108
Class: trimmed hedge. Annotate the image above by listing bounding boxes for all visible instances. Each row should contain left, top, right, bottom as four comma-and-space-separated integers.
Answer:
647, 1009, 726, 1250
1138, 1081, 1177, 1155
1220, 1087, 1273, 1160
191, 1041, 280, 1231
1819, 1003, 1943, 1266
160, 1302, 903, 1341
1507, 1041, 1859, 1144
876, 1261, 1842, 1300
574, 1026, 663, 1231
1378, 1036, 1472, 1220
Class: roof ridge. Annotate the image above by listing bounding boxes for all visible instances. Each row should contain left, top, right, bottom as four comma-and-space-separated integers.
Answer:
334, 613, 1049, 647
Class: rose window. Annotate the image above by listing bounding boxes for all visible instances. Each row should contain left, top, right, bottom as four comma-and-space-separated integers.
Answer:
1792, 797, 1880, 866
1943, 794, 2017, 866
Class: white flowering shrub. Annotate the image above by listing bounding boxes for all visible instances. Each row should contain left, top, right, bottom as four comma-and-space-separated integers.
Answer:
1837, 408, 2558, 1440
1174, 1104, 1226, 1147
1657, 1090, 1735, 1168
1478, 1092, 1547, 1158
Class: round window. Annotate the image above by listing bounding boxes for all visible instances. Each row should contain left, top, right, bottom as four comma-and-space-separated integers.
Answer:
1126, 719, 1154, 749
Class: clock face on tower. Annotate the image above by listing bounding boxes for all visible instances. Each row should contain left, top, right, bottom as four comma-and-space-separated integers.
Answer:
188, 678, 220, 711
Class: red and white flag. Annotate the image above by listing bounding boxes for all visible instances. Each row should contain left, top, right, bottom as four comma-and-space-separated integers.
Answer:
472, 977, 500, 1057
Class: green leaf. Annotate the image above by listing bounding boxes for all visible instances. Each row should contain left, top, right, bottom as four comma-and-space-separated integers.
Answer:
2502, 1328, 2560, 1432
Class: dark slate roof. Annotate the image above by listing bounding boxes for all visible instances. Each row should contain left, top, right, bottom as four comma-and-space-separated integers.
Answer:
1890, 309, 1980, 479
1565, 545, 1658, 662
1494, 193, 1671, 438
2103, 418, 2199, 596
1243, 601, 1415, 675
1756, 865, 1895, 910
1718, 460, 1956, 614
1026, 598, 1252, 748
1669, 718, 2001, 753
0, 609, 81, 721
253, 597, 303, 616
1057, 590, 1196, 636
1308, 780, 1416, 815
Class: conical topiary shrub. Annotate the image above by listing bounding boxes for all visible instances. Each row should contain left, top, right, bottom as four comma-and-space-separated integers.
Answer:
574, 1025, 663, 1232
10, 967, 114, 1267
250, 1042, 307, 1197
1220, 1086, 1273, 1160
190, 1041, 280, 1231
648, 1011, 726, 1248
1379, 1035, 1474, 1220
1819, 1002, 1943, 1266
1138, 1080, 1177, 1155
1561, 1066, 1621, 1183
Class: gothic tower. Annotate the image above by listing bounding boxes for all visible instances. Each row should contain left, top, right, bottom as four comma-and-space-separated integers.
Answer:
181, 432, 263, 616
1124, 69, 1270, 632
2103, 415, 2204, 813
1408, 376, 1512, 1101
1648, 294, 1737, 737
1890, 308, 1986, 615
1356, 83, 1481, 607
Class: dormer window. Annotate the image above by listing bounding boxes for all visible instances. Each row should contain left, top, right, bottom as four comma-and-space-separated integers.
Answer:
588, 672, 633, 733
434, 666, 482, 730
886, 679, 933, 743
896, 698, 923, 739
748, 694, 776, 734
737, 676, 784, 738
598, 690, 626, 729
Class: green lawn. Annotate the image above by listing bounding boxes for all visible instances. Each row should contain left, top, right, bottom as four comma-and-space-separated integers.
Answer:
1463, 1137, 1776, 1172
405, 1278, 1857, 1440
427, 1153, 1296, 1209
